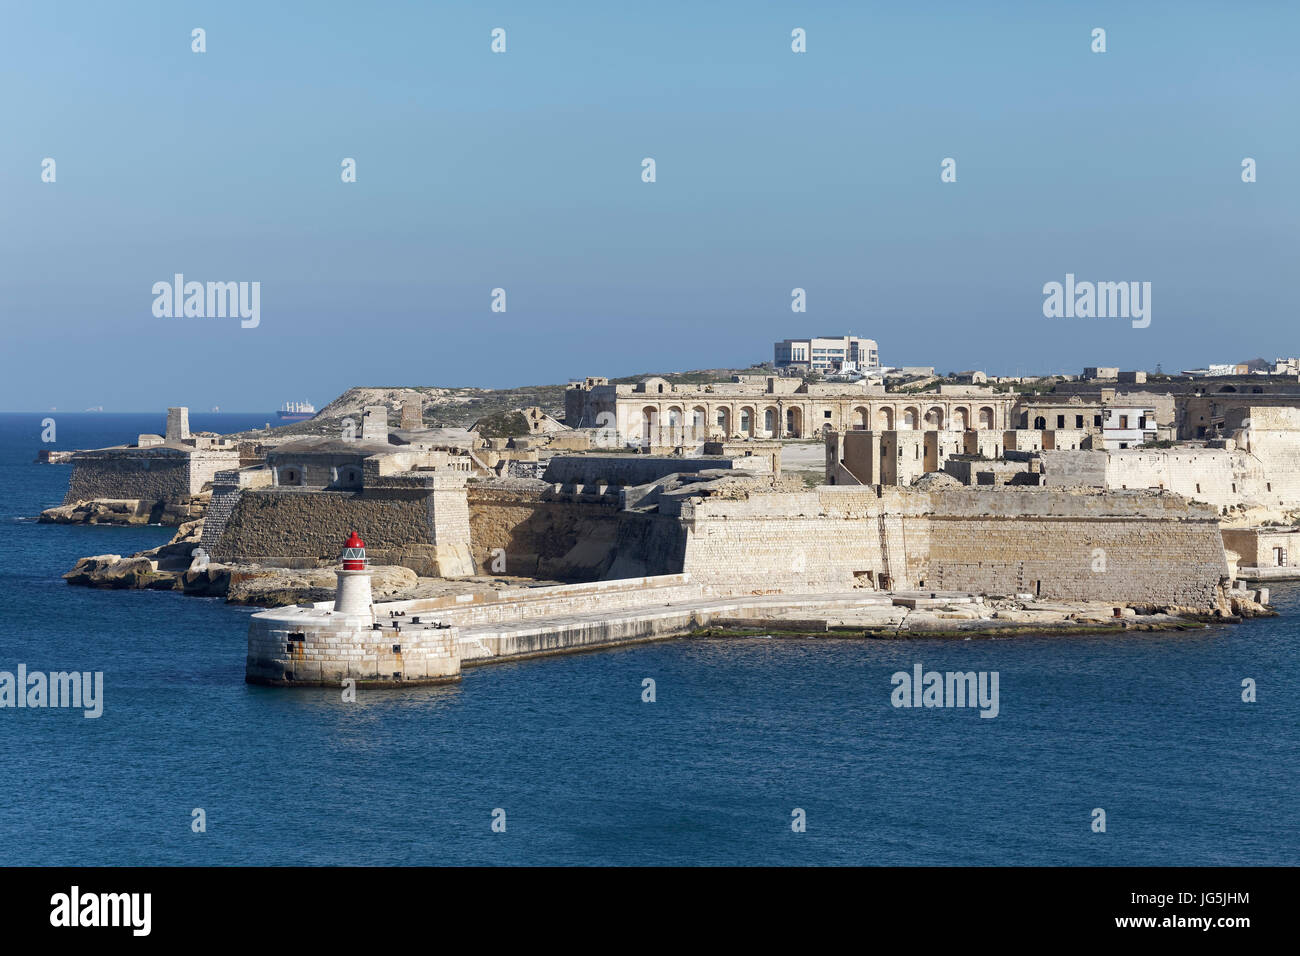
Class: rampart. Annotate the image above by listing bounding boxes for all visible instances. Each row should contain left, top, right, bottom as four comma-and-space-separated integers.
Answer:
64, 445, 237, 504
212, 474, 472, 576
669, 486, 1228, 609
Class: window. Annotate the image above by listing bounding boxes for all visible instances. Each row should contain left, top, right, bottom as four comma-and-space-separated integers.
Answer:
1055, 415, 1064, 428
1094, 415, 1102, 427
1119, 415, 1129, 429
824, 410, 832, 418
1274, 547, 1288, 567
1075, 415, 1084, 428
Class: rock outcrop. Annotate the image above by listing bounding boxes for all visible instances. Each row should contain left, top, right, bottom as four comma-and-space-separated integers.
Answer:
40, 496, 207, 526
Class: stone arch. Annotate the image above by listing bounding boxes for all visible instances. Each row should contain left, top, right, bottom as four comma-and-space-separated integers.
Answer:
1218, 385, 1237, 393
1033, 415, 1047, 430
715, 406, 731, 435
953, 406, 969, 431
641, 405, 658, 445
763, 406, 779, 436
666, 406, 684, 443
876, 406, 894, 430
785, 406, 803, 438
853, 406, 870, 430
691, 405, 707, 439
275, 464, 305, 486
902, 406, 919, 430
925, 406, 944, 429
332, 464, 363, 488
739, 405, 755, 436
978, 406, 995, 430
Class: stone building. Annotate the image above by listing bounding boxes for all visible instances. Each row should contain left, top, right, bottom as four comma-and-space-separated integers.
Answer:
825, 427, 1086, 487
773, 334, 879, 373
1040, 406, 1300, 510
1221, 526, 1300, 581
565, 375, 1016, 446
61, 406, 240, 509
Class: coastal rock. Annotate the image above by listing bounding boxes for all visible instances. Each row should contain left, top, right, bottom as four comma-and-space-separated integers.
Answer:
225, 564, 420, 607
39, 497, 206, 527
991, 609, 1070, 624
1230, 593, 1274, 618
63, 554, 159, 588
181, 564, 231, 597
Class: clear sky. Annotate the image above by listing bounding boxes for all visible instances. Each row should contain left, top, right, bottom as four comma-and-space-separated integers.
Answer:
2, 1, 1296, 411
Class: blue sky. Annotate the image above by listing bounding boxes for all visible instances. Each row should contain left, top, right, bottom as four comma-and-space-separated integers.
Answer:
2, 1, 1296, 411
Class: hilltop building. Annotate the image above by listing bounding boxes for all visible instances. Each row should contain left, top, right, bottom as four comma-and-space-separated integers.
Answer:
773, 335, 879, 374
564, 374, 1016, 449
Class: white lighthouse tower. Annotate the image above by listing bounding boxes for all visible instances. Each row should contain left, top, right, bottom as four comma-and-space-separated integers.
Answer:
334, 531, 374, 619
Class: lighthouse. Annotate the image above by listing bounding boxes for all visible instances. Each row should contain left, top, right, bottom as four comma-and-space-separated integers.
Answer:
334, 531, 373, 618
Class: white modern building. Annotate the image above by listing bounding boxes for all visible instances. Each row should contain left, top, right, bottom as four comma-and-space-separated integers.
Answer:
774, 335, 879, 374
1102, 406, 1158, 450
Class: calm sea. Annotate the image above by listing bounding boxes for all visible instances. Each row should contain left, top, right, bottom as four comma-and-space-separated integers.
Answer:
0, 412, 1296, 865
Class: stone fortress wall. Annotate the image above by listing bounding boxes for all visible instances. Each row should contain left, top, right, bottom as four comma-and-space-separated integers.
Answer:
212, 474, 473, 577
211, 467, 1229, 610
63, 446, 238, 504
665, 486, 1228, 609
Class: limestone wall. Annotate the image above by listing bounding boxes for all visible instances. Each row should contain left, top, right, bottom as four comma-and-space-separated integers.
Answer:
672, 486, 1227, 609
64, 446, 240, 505
246, 612, 459, 686
213, 476, 472, 576
1040, 450, 1107, 487
542, 454, 768, 487
918, 489, 1227, 606
467, 485, 622, 580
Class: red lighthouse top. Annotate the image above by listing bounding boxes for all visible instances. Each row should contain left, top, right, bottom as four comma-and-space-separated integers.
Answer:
342, 531, 367, 570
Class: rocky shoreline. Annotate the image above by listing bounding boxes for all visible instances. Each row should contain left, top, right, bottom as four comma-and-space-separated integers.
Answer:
61, 518, 566, 607
60, 518, 1276, 629
40, 496, 207, 527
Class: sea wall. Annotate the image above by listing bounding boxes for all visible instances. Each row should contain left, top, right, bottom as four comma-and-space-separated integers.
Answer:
64, 447, 236, 504
671, 486, 1228, 609
212, 475, 473, 576
917, 488, 1228, 606
246, 608, 460, 686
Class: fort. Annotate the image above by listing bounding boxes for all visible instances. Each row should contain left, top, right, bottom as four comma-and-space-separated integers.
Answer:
46, 359, 1293, 688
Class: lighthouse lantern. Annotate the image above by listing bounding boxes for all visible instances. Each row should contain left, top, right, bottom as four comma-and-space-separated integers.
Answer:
342, 531, 367, 570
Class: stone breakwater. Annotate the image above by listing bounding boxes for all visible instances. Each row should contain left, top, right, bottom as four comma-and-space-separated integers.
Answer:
244, 573, 1273, 687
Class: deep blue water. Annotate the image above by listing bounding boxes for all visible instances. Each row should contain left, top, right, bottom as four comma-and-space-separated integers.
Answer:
0, 412, 1296, 865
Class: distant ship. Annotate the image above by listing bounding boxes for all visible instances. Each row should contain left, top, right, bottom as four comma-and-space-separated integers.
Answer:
277, 400, 316, 422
